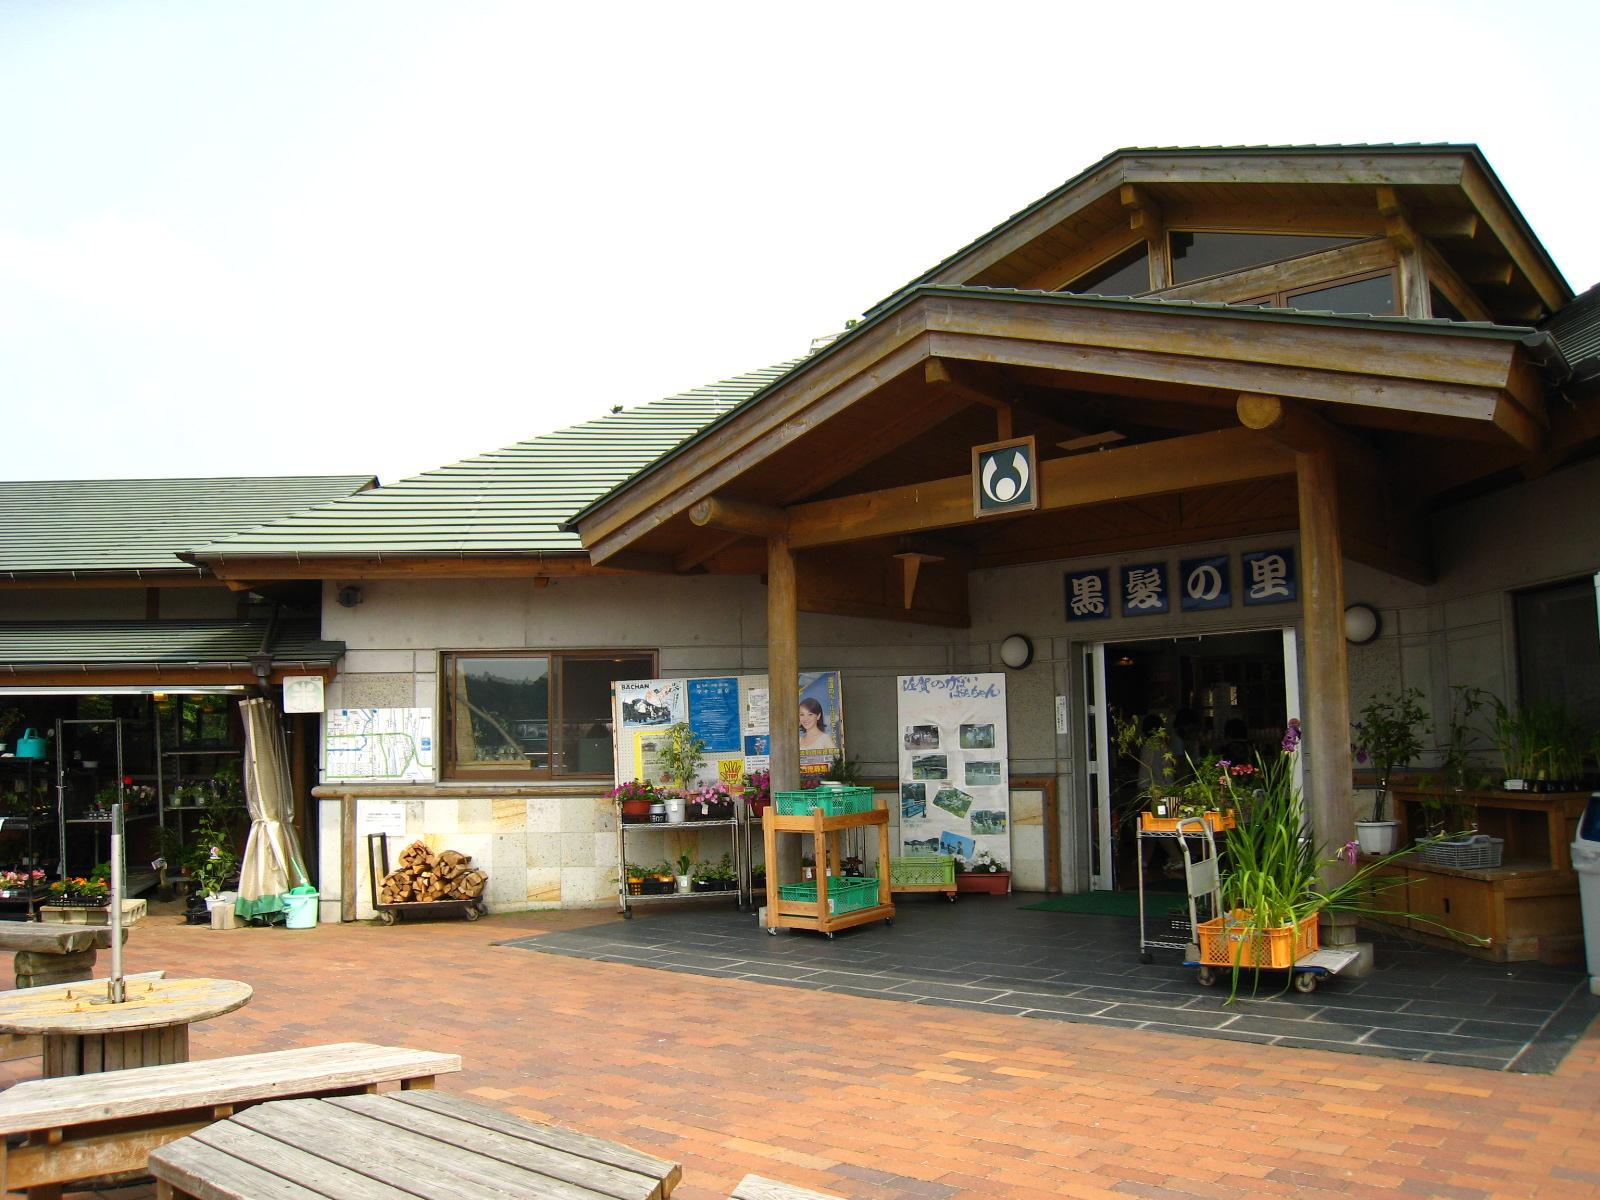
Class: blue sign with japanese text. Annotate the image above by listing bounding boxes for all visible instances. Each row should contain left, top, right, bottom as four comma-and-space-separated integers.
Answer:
1064, 568, 1111, 621
1179, 555, 1231, 611
687, 676, 740, 753
1241, 548, 1297, 605
1120, 562, 1170, 616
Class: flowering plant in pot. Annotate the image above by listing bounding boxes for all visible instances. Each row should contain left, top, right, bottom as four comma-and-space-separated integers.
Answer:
954, 849, 1010, 894
744, 769, 771, 819
1352, 689, 1425, 854
689, 780, 736, 820
48, 876, 110, 907
0, 868, 45, 897
608, 779, 659, 824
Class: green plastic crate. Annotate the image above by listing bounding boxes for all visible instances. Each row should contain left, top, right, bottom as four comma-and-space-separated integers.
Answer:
890, 855, 955, 888
773, 786, 875, 817
777, 876, 881, 915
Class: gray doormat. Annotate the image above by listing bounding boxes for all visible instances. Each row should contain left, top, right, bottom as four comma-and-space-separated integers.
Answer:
499, 893, 1599, 1073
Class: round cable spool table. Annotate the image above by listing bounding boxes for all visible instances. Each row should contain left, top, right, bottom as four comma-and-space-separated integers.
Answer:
0, 976, 252, 1077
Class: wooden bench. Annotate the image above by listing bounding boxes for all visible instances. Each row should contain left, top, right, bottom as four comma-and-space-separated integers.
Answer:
732, 1174, 848, 1199
0, 925, 128, 989
149, 1091, 683, 1200
0, 1041, 460, 1198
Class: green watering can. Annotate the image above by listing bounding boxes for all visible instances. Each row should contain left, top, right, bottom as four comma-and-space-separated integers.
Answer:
15, 729, 46, 759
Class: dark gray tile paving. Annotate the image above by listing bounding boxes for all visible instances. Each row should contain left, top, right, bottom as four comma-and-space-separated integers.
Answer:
502, 897, 1597, 1072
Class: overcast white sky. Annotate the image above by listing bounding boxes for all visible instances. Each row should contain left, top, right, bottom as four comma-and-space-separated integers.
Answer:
2, 0, 1596, 486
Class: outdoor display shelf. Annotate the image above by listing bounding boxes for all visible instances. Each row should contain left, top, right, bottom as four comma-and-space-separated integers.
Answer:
614, 804, 747, 918
763, 796, 894, 938
1362, 786, 1590, 962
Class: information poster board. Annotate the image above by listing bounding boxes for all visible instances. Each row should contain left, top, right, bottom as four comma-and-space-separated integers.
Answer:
613, 671, 844, 789
896, 673, 1010, 867
325, 708, 434, 781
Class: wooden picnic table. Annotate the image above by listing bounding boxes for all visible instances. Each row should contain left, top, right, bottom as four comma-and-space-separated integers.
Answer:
149, 1090, 684, 1200
0, 975, 250, 1077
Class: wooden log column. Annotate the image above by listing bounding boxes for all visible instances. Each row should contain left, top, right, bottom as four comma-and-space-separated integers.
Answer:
766, 534, 800, 793
1297, 447, 1358, 943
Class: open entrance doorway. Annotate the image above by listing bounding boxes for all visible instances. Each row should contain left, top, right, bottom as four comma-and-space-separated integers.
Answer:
1084, 629, 1297, 891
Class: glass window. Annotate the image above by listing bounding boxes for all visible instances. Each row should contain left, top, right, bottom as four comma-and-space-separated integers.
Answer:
443, 651, 655, 778
1169, 231, 1357, 285
1283, 273, 1397, 316
1429, 286, 1467, 322
1514, 579, 1600, 735
1059, 244, 1149, 297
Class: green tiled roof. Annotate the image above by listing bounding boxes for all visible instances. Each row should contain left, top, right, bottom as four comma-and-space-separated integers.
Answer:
0, 619, 343, 671
187, 364, 802, 559
0, 476, 375, 577
1545, 283, 1600, 382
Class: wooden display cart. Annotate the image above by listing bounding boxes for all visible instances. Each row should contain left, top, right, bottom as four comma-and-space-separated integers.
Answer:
1363, 787, 1589, 963
763, 797, 894, 937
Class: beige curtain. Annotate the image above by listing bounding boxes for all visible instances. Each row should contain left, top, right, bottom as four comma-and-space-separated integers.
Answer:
235, 697, 310, 916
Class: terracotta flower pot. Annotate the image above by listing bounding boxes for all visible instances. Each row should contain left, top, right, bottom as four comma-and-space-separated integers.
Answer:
955, 871, 1011, 895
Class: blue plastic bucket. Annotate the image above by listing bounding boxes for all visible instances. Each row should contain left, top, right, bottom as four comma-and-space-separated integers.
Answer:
283, 886, 319, 929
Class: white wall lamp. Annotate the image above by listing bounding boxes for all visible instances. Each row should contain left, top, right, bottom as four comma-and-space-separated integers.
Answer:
999, 634, 1034, 669
1343, 603, 1381, 645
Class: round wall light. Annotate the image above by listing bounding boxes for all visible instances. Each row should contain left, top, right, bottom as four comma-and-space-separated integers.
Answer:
1344, 603, 1381, 645
999, 634, 1034, 669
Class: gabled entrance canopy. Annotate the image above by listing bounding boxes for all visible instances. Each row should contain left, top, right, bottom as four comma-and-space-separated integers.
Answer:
571, 286, 1548, 594
567, 285, 1558, 846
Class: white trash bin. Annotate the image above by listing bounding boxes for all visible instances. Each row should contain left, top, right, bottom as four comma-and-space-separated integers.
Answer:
1571, 793, 1600, 997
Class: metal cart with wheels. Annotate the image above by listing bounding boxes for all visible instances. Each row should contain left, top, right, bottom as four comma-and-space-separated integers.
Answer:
1137, 815, 1223, 963
366, 834, 484, 925
1173, 817, 1359, 992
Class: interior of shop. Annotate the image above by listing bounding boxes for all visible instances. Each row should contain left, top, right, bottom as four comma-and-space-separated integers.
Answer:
1099, 631, 1289, 893
0, 691, 253, 913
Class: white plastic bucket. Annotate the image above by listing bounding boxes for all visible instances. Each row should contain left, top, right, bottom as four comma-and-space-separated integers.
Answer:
283, 887, 319, 929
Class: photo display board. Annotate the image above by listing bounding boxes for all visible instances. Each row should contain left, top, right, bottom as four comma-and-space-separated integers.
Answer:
896, 673, 1010, 867
612, 671, 844, 789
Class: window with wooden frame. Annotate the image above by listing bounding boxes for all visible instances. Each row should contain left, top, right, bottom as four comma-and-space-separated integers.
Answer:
442, 650, 656, 780
1239, 269, 1399, 316
1057, 243, 1151, 297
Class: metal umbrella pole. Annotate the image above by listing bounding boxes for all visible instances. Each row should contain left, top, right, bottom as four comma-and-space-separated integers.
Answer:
108, 802, 125, 1004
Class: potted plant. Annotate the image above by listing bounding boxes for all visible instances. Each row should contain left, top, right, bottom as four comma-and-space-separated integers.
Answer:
689, 780, 736, 820
955, 850, 1011, 894
800, 852, 816, 882
674, 852, 693, 895
713, 852, 738, 891
744, 769, 771, 819
609, 779, 658, 824
656, 722, 705, 823
48, 876, 110, 908
1440, 685, 1492, 791
1352, 687, 1426, 854
0, 868, 45, 898
624, 863, 645, 895
826, 751, 862, 787
690, 860, 715, 892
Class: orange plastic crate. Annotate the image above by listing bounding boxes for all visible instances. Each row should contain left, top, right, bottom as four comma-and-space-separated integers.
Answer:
1194, 912, 1319, 969
1139, 810, 1237, 833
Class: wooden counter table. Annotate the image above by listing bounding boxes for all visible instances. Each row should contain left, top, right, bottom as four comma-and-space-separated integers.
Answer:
0, 975, 251, 1077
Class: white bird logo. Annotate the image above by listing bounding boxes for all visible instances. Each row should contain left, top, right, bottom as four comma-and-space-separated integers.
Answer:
981, 450, 1029, 504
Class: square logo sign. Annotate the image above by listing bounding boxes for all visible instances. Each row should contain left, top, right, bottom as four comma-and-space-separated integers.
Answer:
971, 435, 1038, 518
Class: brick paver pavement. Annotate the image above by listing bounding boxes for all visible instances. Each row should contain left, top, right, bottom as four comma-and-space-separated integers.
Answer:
10, 906, 1599, 1200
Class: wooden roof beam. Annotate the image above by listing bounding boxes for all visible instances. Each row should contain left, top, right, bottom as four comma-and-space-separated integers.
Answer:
786, 426, 1291, 549
1235, 393, 1385, 479
687, 496, 789, 539
1120, 184, 1163, 234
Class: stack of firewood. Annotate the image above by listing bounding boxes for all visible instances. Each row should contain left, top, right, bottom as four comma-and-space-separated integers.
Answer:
379, 841, 487, 905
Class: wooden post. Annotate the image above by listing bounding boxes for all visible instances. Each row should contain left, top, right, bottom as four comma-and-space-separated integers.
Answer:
767, 535, 800, 794
1297, 448, 1357, 944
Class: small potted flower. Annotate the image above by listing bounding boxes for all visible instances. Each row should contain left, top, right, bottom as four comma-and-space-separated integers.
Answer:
690, 780, 736, 821
0, 868, 45, 897
954, 850, 1011, 895
608, 779, 658, 824
48, 876, 111, 908
744, 769, 771, 819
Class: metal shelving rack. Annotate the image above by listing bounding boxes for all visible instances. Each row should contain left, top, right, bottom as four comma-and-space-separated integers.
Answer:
0, 757, 57, 919
1136, 822, 1227, 962
614, 802, 747, 917
54, 717, 162, 883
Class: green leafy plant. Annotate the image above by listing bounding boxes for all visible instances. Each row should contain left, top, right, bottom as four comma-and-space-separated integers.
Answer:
657, 722, 706, 793
1352, 687, 1427, 821
674, 852, 692, 877
826, 751, 862, 786
1493, 698, 1587, 784
1440, 685, 1492, 790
